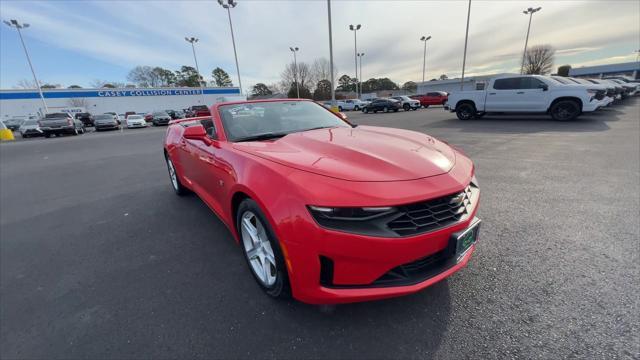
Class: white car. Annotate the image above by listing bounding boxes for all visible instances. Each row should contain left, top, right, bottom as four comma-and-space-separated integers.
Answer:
18, 119, 43, 138
391, 96, 421, 111
446, 74, 602, 121
126, 114, 147, 128
549, 76, 612, 108
341, 99, 370, 111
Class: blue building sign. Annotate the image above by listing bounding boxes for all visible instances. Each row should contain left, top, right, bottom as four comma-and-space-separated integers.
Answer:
0, 87, 241, 100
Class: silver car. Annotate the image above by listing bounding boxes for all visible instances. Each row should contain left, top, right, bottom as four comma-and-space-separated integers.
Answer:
18, 119, 43, 138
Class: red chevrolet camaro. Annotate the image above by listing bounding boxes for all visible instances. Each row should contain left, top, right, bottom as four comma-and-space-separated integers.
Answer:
163, 99, 480, 304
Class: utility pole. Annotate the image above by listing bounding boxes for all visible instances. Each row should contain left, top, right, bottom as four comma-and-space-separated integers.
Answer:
218, 0, 243, 95
460, 0, 471, 91
185, 37, 207, 104
289, 47, 300, 98
520, 7, 542, 74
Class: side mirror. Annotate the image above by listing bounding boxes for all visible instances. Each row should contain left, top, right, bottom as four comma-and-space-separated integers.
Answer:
183, 125, 212, 145
540, 84, 549, 91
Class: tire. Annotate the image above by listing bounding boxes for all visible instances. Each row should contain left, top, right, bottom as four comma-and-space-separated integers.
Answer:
456, 102, 476, 120
338, 106, 343, 112
22, 134, 29, 139
383, 107, 389, 113
550, 100, 580, 121
354, 106, 360, 111
165, 156, 189, 196
373, 110, 378, 113
44, 133, 51, 138
363, 107, 369, 113
394, 109, 399, 112
403, 104, 410, 111
237, 198, 290, 299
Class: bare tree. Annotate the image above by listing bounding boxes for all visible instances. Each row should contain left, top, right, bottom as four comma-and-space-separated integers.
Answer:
523, 45, 555, 75
13, 79, 37, 89
90, 79, 125, 88
280, 61, 312, 92
67, 98, 89, 108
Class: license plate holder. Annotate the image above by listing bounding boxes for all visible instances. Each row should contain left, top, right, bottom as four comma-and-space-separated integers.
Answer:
454, 218, 481, 262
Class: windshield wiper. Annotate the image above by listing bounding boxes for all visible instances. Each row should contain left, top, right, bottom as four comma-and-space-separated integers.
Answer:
234, 132, 290, 142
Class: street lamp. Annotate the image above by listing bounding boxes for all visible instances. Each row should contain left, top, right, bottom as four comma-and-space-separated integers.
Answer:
327, 0, 336, 109
217, 0, 243, 95
349, 24, 361, 97
184, 36, 207, 104
289, 47, 300, 98
460, 0, 472, 91
357, 53, 364, 96
520, 6, 542, 74
3, 19, 48, 114
420, 36, 432, 83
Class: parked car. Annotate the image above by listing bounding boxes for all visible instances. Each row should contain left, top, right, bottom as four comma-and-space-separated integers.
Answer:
362, 98, 402, 113
548, 76, 610, 107
4, 118, 24, 131
125, 111, 136, 119
74, 112, 94, 127
411, 92, 449, 108
391, 96, 421, 111
186, 105, 211, 117
446, 75, 602, 121
151, 111, 172, 126
174, 110, 185, 119
163, 99, 480, 304
126, 114, 147, 129
94, 114, 121, 131
604, 78, 639, 96
566, 77, 617, 101
585, 79, 625, 100
164, 110, 179, 119
104, 112, 121, 124
38, 113, 86, 137
144, 112, 154, 122
18, 119, 43, 138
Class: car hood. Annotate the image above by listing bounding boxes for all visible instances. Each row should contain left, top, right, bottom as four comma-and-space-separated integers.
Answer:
232, 125, 456, 182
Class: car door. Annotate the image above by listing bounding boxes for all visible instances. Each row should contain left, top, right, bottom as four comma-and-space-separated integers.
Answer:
187, 118, 229, 215
485, 77, 521, 111
516, 77, 549, 111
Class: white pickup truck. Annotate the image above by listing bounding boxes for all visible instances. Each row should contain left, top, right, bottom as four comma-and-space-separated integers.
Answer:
445, 75, 602, 121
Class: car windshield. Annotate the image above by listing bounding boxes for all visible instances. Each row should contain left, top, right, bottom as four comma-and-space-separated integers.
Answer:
219, 101, 351, 142
154, 112, 169, 116
128, 115, 143, 120
23, 120, 37, 126
44, 113, 69, 119
192, 105, 208, 110
94, 115, 113, 120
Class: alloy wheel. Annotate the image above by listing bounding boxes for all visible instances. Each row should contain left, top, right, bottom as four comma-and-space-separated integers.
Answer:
240, 211, 277, 287
167, 158, 178, 190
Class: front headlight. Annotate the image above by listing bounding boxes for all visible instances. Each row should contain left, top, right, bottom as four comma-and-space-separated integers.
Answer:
307, 206, 400, 237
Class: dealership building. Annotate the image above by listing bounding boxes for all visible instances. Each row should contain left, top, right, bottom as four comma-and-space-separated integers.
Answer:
0, 87, 243, 119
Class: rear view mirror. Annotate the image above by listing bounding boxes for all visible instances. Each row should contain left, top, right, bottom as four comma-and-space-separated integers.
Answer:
540, 84, 549, 91
184, 125, 212, 144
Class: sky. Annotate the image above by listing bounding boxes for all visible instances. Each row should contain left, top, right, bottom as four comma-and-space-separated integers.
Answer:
1, 0, 639, 93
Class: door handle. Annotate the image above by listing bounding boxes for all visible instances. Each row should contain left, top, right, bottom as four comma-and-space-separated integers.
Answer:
516, 91, 525, 94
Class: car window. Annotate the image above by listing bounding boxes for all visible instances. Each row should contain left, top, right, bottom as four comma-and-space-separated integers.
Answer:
521, 77, 546, 89
200, 118, 216, 139
219, 101, 350, 142
493, 78, 520, 90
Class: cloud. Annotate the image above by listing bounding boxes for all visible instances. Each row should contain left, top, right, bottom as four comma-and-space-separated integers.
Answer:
1, 0, 638, 90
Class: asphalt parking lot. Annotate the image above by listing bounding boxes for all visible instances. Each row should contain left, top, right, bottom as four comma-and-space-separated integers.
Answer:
1, 101, 639, 359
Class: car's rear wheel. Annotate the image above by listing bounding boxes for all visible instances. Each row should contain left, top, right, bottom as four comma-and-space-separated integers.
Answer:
338, 106, 343, 112
403, 104, 410, 111
237, 199, 290, 299
456, 102, 476, 120
383, 107, 389, 113
550, 100, 580, 121
354, 105, 360, 111
363, 107, 369, 113
165, 156, 188, 196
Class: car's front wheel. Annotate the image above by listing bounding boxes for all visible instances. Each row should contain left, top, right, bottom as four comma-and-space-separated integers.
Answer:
550, 100, 580, 121
363, 107, 369, 113
165, 156, 188, 195
237, 199, 290, 299
354, 105, 360, 111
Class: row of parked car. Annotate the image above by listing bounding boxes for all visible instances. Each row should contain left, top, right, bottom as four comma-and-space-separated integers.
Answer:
321, 91, 449, 114
446, 75, 639, 121
3, 104, 214, 139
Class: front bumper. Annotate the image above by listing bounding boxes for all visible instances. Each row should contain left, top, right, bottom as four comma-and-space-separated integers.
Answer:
284, 198, 481, 304
127, 122, 147, 128
95, 124, 119, 130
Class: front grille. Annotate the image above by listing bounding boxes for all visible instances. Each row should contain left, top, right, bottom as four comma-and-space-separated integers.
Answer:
371, 248, 453, 287
387, 186, 474, 237
595, 90, 605, 100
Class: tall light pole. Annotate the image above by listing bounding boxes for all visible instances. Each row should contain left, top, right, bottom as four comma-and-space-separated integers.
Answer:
520, 7, 542, 74
357, 53, 364, 97
420, 35, 432, 83
327, 0, 336, 110
3, 19, 48, 114
185, 37, 207, 104
460, 0, 471, 91
218, 0, 243, 95
289, 47, 300, 98
349, 24, 361, 98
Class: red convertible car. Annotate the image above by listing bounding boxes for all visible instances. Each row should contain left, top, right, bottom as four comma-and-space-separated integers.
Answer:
163, 99, 480, 304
